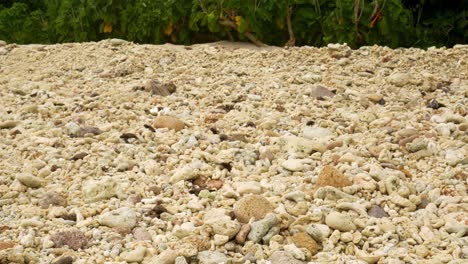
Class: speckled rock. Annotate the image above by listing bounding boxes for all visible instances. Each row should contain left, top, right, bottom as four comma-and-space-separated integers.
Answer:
313, 166, 352, 192
291, 232, 321, 256
50, 230, 88, 250
233, 195, 274, 223
82, 177, 119, 203
268, 250, 306, 264
197, 250, 228, 264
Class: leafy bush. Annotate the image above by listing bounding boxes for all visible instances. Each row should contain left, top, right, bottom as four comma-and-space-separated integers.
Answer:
0, 0, 466, 48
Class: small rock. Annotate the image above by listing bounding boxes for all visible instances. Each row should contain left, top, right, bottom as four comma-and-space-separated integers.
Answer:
39, 191, 67, 209
51, 256, 73, 264
133, 227, 152, 241
234, 181, 262, 195
233, 195, 274, 223
368, 205, 388, 218
268, 250, 306, 264
309, 85, 335, 99
82, 177, 119, 203
235, 224, 251, 245
16, 173, 42, 188
0, 40, 6, 47
0, 241, 15, 250
313, 166, 352, 192
98, 207, 137, 229
153, 115, 185, 131
175, 256, 189, 264
213, 234, 229, 246
197, 250, 228, 264
71, 152, 88, 161
210, 219, 241, 239
120, 246, 146, 263
302, 126, 331, 141
388, 72, 412, 87
281, 159, 305, 172
302, 73, 322, 83
325, 211, 356, 232
291, 232, 321, 256
284, 244, 306, 261
0, 48, 7, 56
427, 99, 445, 109
146, 80, 176, 96
247, 213, 278, 243
109, 38, 127, 46
306, 224, 331, 242
367, 94, 384, 103
150, 249, 178, 264
0, 120, 17, 129
51, 230, 88, 250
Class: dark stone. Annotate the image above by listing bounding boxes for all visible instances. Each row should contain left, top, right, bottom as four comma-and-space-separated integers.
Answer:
51, 231, 88, 250
368, 205, 389, 218
52, 256, 73, 264
427, 99, 445, 109
71, 152, 88, 161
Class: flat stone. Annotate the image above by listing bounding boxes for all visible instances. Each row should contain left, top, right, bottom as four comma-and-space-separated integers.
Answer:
16, 173, 42, 188
281, 159, 305, 171
268, 250, 306, 264
234, 181, 262, 195
149, 249, 178, 264
197, 250, 228, 264
309, 85, 335, 99
98, 207, 137, 229
133, 227, 152, 241
153, 115, 185, 131
109, 38, 128, 46
325, 211, 356, 232
233, 195, 274, 223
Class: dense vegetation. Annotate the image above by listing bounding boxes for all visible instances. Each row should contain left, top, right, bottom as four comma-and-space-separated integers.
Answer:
0, 0, 466, 48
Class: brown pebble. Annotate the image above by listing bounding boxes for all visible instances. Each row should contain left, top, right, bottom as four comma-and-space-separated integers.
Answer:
153, 116, 185, 131
51, 230, 88, 250
206, 179, 223, 190
326, 140, 343, 150
127, 194, 142, 204
291, 232, 321, 256
0, 241, 15, 250
112, 226, 132, 235
235, 224, 251, 245
233, 195, 274, 223
148, 185, 161, 195
312, 166, 352, 193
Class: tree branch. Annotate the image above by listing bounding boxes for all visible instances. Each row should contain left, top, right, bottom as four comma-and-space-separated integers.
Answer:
285, 6, 295, 46
219, 18, 265, 47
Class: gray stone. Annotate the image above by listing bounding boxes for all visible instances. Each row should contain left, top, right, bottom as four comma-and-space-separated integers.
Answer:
109, 38, 128, 46
247, 213, 278, 243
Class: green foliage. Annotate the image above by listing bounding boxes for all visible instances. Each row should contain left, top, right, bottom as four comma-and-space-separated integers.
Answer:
0, 0, 466, 48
